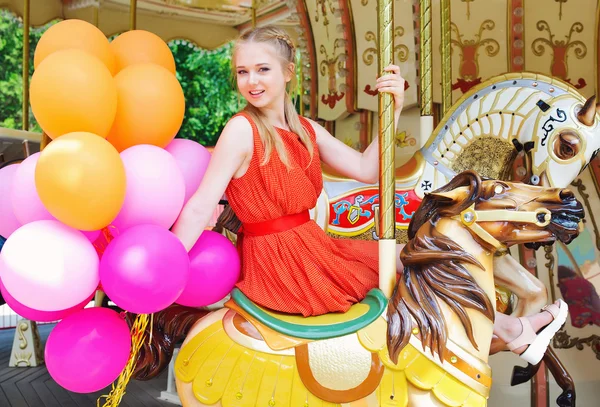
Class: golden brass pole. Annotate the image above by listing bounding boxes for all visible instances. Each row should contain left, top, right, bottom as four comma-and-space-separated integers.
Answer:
440, 0, 452, 114
419, 0, 432, 116
298, 54, 305, 116
251, 0, 257, 28
130, 0, 137, 30
378, 0, 396, 296
22, 0, 30, 131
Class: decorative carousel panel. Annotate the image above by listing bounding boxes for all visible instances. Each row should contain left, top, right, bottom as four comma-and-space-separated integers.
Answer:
335, 113, 362, 151
432, 0, 508, 104
523, 0, 596, 98
540, 168, 600, 361
350, 0, 417, 112
304, 0, 349, 120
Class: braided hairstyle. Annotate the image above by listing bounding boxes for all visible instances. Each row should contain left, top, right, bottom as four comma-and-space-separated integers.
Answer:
232, 26, 312, 168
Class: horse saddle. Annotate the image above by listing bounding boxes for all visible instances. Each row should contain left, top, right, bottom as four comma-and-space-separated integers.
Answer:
226, 288, 387, 343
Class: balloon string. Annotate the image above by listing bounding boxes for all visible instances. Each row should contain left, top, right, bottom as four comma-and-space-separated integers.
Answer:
97, 313, 149, 407
149, 313, 154, 346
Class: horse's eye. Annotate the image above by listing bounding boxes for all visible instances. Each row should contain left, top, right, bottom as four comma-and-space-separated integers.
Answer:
553, 131, 581, 161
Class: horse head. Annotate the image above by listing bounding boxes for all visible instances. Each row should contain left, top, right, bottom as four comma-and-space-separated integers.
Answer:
388, 171, 584, 363
520, 94, 600, 188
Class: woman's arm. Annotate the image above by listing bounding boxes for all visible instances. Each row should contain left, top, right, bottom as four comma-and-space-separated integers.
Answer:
311, 65, 405, 184
171, 116, 253, 251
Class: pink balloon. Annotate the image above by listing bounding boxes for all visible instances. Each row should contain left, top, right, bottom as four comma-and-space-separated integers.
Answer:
0, 278, 93, 322
165, 139, 211, 203
176, 230, 240, 307
0, 165, 21, 238
100, 224, 190, 313
45, 307, 131, 393
0, 220, 99, 311
111, 145, 185, 232
11, 153, 54, 225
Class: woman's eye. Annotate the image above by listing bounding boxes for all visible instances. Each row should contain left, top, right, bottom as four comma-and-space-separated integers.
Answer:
237, 70, 247, 75
259, 67, 270, 72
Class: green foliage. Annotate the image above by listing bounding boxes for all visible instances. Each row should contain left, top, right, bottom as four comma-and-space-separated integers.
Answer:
0, 10, 52, 132
169, 40, 242, 146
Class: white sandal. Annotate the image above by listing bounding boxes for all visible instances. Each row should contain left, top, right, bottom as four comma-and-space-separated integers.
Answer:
506, 299, 568, 365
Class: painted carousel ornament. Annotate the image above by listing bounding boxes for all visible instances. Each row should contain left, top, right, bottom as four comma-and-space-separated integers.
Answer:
170, 171, 582, 407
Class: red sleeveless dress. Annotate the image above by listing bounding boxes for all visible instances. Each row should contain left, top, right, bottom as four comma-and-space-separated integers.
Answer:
225, 112, 379, 316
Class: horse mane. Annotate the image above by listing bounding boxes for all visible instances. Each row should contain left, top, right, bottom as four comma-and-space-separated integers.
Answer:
387, 171, 496, 363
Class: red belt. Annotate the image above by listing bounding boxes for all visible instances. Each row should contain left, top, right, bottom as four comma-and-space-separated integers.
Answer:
240, 211, 310, 237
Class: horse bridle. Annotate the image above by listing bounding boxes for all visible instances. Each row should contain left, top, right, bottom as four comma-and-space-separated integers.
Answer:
452, 204, 552, 252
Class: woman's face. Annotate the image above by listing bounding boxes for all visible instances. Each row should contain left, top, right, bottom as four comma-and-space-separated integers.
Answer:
235, 42, 292, 110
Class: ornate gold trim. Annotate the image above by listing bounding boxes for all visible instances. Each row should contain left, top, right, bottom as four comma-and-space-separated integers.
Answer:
553, 330, 600, 359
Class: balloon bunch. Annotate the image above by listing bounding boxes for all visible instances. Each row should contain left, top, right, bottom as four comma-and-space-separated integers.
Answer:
0, 20, 240, 394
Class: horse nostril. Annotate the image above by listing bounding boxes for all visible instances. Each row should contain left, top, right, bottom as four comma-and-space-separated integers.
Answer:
559, 189, 574, 201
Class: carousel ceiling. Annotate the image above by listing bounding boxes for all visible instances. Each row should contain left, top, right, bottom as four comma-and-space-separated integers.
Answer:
0, 0, 299, 49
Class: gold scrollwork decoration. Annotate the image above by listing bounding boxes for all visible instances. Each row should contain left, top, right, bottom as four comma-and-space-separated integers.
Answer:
532, 21, 587, 59
394, 27, 409, 63
361, 0, 368, 5
14, 352, 32, 367
17, 321, 28, 350
363, 31, 377, 66
461, 0, 475, 20
364, 27, 408, 66
553, 329, 600, 359
450, 20, 499, 81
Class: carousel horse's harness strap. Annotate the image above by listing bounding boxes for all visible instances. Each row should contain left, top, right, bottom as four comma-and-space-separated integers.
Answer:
240, 211, 310, 236
229, 288, 388, 341
452, 204, 551, 251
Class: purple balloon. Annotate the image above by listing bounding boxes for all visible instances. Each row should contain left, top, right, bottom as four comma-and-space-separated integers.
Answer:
45, 307, 131, 393
0, 279, 93, 322
11, 153, 54, 225
165, 139, 211, 204
99, 224, 190, 313
0, 164, 21, 238
112, 145, 185, 232
176, 230, 240, 307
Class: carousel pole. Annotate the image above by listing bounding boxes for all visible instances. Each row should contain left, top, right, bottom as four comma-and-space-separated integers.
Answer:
22, 0, 30, 131
251, 0, 257, 28
419, 0, 433, 146
130, 0, 137, 30
377, 0, 396, 297
440, 0, 452, 115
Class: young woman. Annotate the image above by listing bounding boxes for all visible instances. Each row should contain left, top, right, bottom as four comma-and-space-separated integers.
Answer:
171, 25, 565, 363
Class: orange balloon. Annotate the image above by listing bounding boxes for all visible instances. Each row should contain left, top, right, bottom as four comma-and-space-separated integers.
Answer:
35, 132, 126, 231
107, 64, 185, 151
30, 49, 117, 139
110, 30, 176, 75
34, 19, 116, 75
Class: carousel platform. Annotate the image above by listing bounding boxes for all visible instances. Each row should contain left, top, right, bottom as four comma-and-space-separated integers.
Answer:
0, 324, 175, 407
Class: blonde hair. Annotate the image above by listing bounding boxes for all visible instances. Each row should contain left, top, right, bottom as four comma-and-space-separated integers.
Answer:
232, 25, 313, 168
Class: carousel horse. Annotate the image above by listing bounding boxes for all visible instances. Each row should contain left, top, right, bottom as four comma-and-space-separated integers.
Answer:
315, 72, 600, 318
168, 171, 583, 407
308, 73, 600, 406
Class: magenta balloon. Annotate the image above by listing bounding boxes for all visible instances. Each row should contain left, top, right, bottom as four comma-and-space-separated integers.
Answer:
81, 229, 101, 243
176, 230, 240, 307
99, 224, 190, 313
111, 145, 185, 232
165, 139, 211, 203
0, 278, 93, 322
11, 153, 54, 225
0, 164, 21, 238
45, 307, 131, 393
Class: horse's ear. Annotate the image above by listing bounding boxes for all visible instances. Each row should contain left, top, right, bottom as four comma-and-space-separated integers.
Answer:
578, 95, 597, 126
427, 187, 470, 203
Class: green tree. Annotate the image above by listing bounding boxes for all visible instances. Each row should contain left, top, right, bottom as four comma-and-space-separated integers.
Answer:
169, 40, 242, 146
0, 9, 54, 132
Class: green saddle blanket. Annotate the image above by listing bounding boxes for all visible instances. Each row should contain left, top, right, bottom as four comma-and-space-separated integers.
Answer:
230, 288, 388, 340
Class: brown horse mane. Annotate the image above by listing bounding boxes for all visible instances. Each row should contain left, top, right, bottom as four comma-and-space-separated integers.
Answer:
387, 171, 496, 363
